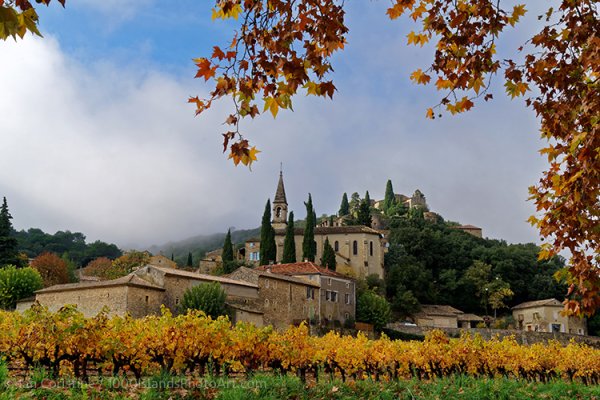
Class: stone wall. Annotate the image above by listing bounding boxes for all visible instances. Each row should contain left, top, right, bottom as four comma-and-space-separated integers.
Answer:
386, 323, 600, 348
126, 286, 164, 318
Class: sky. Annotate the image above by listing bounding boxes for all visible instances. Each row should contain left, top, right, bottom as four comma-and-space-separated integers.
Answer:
0, 1, 551, 249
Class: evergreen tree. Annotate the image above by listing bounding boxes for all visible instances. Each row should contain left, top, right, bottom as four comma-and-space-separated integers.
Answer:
349, 192, 361, 215
186, 252, 193, 267
320, 237, 336, 270
383, 180, 395, 214
282, 212, 296, 263
259, 199, 276, 265
171, 253, 174, 261
0, 197, 19, 267
222, 229, 234, 263
339, 193, 350, 216
357, 191, 372, 227
302, 194, 316, 262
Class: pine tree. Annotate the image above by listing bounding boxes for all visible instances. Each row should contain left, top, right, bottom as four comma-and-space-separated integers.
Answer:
259, 199, 276, 265
320, 237, 336, 271
0, 197, 19, 267
187, 252, 193, 267
302, 194, 316, 262
339, 193, 349, 216
282, 212, 296, 263
357, 191, 372, 227
222, 229, 234, 263
383, 180, 395, 214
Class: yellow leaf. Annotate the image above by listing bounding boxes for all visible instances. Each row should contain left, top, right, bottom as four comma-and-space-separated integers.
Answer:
426, 108, 434, 119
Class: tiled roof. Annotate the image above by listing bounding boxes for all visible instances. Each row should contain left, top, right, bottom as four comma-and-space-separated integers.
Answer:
457, 224, 481, 230
457, 313, 484, 322
418, 304, 464, 317
36, 274, 166, 294
255, 262, 351, 279
147, 265, 258, 288
512, 298, 562, 310
230, 267, 320, 288
274, 225, 383, 236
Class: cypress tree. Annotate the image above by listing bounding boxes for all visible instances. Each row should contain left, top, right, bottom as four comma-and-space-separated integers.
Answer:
357, 191, 372, 227
339, 193, 350, 216
320, 237, 336, 271
282, 212, 296, 263
171, 253, 174, 261
302, 194, 316, 262
187, 252, 193, 267
0, 197, 19, 267
383, 180, 395, 213
222, 229, 234, 263
259, 199, 276, 265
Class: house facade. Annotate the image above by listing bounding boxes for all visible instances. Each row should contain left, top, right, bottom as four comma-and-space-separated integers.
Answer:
512, 298, 587, 335
414, 305, 483, 329
226, 266, 320, 330
254, 261, 356, 325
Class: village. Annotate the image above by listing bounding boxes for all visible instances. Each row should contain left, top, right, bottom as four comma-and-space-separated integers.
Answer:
13, 173, 590, 340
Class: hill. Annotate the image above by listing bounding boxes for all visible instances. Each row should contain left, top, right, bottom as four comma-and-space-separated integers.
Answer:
146, 227, 260, 266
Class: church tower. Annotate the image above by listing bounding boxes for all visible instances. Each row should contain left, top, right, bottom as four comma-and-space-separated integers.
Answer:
272, 170, 288, 229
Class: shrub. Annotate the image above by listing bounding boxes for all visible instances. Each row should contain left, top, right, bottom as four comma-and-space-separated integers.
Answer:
179, 282, 228, 318
30, 252, 69, 287
356, 290, 391, 331
0, 266, 43, 309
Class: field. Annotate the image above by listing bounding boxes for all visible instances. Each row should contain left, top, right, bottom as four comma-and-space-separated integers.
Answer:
1, 306, 599, 399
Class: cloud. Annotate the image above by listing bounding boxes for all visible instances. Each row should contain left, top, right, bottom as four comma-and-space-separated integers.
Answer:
0, 21, 547, 250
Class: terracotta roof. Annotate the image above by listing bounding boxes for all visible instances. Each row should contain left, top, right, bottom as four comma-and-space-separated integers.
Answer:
418, 304, 464, 317
36, 274, 166, 294
255, 262, 352, 279
457, 313, 484, 322
230, 267, 320, 288
274, 225, 383, 236
512, 298, 562, 310
146, 265, 258, 288
273, 171, 287, 204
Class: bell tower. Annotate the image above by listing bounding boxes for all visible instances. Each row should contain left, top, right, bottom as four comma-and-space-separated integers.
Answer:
272, 168, 288, 230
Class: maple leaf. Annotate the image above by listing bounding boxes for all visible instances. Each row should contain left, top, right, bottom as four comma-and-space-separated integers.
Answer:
193, 58, 216, 81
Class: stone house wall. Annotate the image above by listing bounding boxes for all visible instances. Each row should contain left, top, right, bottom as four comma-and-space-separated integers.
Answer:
513, 305, 587, 335
227, 267, 319, 330
317, 276, 355, 324
35, 285, 164, 318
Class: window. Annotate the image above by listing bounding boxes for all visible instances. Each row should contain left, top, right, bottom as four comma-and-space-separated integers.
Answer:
344, 312, 350, 320
334, 241, 339, 252
265, 279, 269, 288
533, 312, 540, 320
331, 291, 338, 302
145, 296, 149, 304
249, 242, 255, 248
306, 287, 315, 300
346, 282, 350, 289
328, 278, 332, 286
369, 241, 373, 256
325, 290, 331, 301
276, 207, 282, 217
250, 251, 259, 261
353, 240, 358, 255
345, 293, 351, 304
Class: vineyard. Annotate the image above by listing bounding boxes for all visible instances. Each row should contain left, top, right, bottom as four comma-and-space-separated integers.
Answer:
0, 305, 599, 386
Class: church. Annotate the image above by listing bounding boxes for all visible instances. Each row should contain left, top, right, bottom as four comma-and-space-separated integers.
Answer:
244, 172, 385, 279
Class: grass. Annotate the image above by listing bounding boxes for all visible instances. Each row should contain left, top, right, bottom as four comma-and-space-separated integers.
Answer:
0, 373, 599, 399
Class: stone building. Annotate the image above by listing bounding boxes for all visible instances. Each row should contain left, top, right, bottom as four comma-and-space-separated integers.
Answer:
254, 262, 356, 325
414, 305, 483, 329
451, 224, 483, 238
198, 248, 223, 274
512, 298, 587, 335
244, 173, 386, 279
33, 274, 166, 318
25, 264, 264, 326
226, 266, 320, 330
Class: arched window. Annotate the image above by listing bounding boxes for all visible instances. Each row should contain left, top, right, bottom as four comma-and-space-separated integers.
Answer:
369, 241, 373, 256
334, 241, 339, 252
276, 207, 282, 217
352, 240, 358, 255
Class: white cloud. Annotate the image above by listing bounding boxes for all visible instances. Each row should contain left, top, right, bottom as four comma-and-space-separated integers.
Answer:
0, 29, 547, 249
